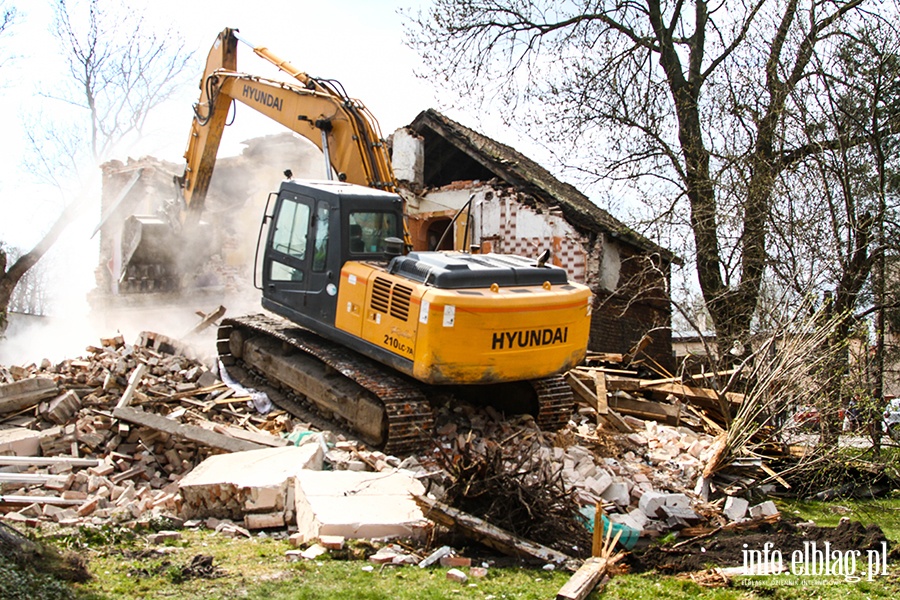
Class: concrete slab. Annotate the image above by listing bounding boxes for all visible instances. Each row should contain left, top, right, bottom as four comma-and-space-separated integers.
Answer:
178, 444, 323, 521
0, 427, 42, 456
723, 496, 749, 521
293, 470, 429, 543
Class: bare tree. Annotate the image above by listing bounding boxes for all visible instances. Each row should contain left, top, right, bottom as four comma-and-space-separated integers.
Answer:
0, 1, 16, 72
0, 2, 14, 36
2, 0, 195, 334
406, 1, 899, 356
0, 203, 79, 334
26, 0, 195, 184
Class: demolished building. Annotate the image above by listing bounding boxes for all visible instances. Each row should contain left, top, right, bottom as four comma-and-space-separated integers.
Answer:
93, 112, 677, 370
394, 109, 679, 372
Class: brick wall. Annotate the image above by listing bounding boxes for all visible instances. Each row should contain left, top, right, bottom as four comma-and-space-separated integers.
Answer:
589, 246, 675, 374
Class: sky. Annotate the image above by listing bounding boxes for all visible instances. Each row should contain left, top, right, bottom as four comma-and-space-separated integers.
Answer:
0, 0, 555, 247
0, 0, 566, 361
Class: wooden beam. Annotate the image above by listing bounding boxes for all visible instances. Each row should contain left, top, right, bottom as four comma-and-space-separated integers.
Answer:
556, 556, 615, 600
0, 494, 85, 507
412, 494, 574, 566
592, 372, 608, 415
607, 396, 682, 425
113, 406, 264, 453
183, 305, 227, 337
640, 382, 743, 406
0, 377, 58, 415
115, 363, 148, 409
565, 373, 632, 432
0, 456, 100, 468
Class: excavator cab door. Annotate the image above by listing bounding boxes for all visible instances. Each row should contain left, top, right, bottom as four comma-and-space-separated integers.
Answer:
261, 187, 339, 325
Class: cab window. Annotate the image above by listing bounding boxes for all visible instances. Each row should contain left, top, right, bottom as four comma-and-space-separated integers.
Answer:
348, 211, 399, 254
272, 198, 310, 260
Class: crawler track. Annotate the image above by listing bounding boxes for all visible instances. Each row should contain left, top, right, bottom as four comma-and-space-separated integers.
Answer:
218, 313, 574, 454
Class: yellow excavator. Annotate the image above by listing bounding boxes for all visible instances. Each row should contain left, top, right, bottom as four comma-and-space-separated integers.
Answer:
124, 28, 593, 453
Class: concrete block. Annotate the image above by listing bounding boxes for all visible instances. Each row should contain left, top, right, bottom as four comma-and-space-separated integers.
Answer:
749, 500, 778, 518
245, 512, 286, 529
637, 491, 667, 518
723, 496, 749, 521
392, 128, 425, 186
627, 508, 649, 530
584, 471, 612, 496
608, 509, 647, 532
575, 460, 597, 479
664, 493, 691, 509
178, 445, 323, 521
626, 432, 648, 446
147, 531, 182, 544
0, 427, 42, 457
446, 568, 468, 583
600, 481, 630, 507
45, 391, 82, 424
319, 535, 345, 550
300, 543, 327, 560
293, 470, 428, 543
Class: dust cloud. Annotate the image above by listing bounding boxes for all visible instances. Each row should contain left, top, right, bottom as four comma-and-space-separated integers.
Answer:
0, 133, 327, 368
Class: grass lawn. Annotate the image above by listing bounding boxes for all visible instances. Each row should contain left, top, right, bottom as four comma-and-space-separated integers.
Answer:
4, 497, 900, 599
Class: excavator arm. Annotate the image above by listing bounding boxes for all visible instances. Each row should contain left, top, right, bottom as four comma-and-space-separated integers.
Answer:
120, 28, 400, 289
178, 27, 396, 223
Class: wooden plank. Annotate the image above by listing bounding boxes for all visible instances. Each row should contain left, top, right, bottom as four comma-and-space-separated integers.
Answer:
0, 473, 69, 485
566, 373, 631, 431
0, 456, 101, 468
602, 376, 642, 392
599, 410, 634, 433
556, 557, 612, 600
681, 403, 725, 433
183, 305, 226, 337
607, 396, 682, 424
641, 382, 744, 406
413, 494, 574, 566
0, 377, 58, 415
113, 406, 264, 453
210, 423, 289, 448
115, 363, 148, 409
592, 372, 608, 415
566, 372, 599, 412
0, 494, 85, 506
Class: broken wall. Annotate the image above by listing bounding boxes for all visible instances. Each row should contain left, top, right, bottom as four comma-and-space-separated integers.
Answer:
94, 133, 326, 306
405, 183, 673, 371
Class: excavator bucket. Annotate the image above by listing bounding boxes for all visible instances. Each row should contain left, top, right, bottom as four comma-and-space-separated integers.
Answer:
119, 215, 181, 292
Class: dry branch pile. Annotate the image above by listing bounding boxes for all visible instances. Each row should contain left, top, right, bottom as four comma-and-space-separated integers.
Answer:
431, 433, 591, 557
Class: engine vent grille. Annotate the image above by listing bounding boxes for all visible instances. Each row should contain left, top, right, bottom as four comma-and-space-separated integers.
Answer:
370, 277, 412, 322
371, 277, 391, 314
390, 284, 412, 321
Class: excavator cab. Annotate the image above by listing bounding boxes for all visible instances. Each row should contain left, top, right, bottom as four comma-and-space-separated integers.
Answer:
260, 179, 404, 335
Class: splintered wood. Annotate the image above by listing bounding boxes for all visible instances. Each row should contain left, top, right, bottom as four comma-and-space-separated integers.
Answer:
570, 365, 745, 431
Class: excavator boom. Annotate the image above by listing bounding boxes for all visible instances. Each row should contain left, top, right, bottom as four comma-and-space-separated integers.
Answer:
122, 28, 397, 280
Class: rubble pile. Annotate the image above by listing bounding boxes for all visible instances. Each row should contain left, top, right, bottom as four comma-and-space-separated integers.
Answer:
406, 398, 743, 557
2, 327, 789, 584
0, 331, 307, 528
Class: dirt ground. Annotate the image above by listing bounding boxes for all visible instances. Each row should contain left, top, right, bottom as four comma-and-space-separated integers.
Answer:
626, 518, 896, 574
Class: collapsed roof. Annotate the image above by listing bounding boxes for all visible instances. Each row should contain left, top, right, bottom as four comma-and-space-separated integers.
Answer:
407, 109, 678, 263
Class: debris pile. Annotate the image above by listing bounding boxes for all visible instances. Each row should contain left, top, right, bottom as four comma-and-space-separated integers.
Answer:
2, 323, 837, 600
0, 330, 299, 528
